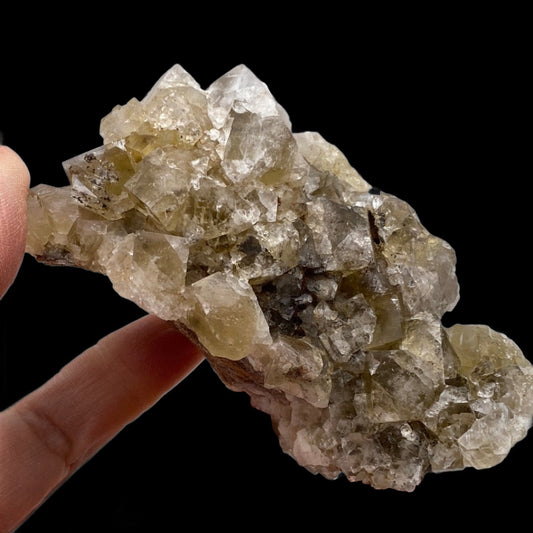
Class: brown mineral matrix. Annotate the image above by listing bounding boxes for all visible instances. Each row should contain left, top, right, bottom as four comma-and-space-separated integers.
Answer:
26, 65, 533, 491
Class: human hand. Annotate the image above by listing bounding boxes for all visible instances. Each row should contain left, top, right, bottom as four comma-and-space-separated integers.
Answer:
0, 146, 204, 532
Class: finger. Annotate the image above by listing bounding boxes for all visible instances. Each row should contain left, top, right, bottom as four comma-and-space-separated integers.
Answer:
0, 146, 30, 298
0, 314, 203, 531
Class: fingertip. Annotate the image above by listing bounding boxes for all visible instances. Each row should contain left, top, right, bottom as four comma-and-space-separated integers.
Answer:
0, 145, 31, 186
0, 145, 31, 297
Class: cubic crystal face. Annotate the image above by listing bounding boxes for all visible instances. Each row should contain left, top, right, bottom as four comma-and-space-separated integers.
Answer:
26, 64, 533, 491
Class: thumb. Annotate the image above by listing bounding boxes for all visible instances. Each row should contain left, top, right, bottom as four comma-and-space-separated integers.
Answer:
0, 146, 30, 297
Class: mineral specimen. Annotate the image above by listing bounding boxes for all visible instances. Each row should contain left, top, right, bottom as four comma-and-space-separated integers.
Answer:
26, 65, 533, 491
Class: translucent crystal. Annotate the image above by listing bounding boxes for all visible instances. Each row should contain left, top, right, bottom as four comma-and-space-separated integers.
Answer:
26, 64, 533, 491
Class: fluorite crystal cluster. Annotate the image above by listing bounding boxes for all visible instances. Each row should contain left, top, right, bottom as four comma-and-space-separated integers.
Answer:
26, 65, 532, 491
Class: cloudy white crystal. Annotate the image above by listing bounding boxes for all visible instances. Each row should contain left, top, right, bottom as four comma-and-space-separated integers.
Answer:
26, 64, 533, 491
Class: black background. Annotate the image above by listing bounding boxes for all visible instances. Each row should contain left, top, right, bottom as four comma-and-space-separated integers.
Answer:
1, 7, 530, 532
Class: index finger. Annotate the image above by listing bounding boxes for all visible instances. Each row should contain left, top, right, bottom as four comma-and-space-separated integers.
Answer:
0, 314, 203, 531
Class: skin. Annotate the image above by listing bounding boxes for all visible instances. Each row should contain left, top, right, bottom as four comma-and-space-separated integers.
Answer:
0, 146, 204, 532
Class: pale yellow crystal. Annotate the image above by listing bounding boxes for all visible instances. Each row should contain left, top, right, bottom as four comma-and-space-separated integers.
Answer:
26, 185, 81, 262
105, 231, 189, 321
25, 64, 532, 492
183, 272, 271, 361
295, 131, 370, 195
